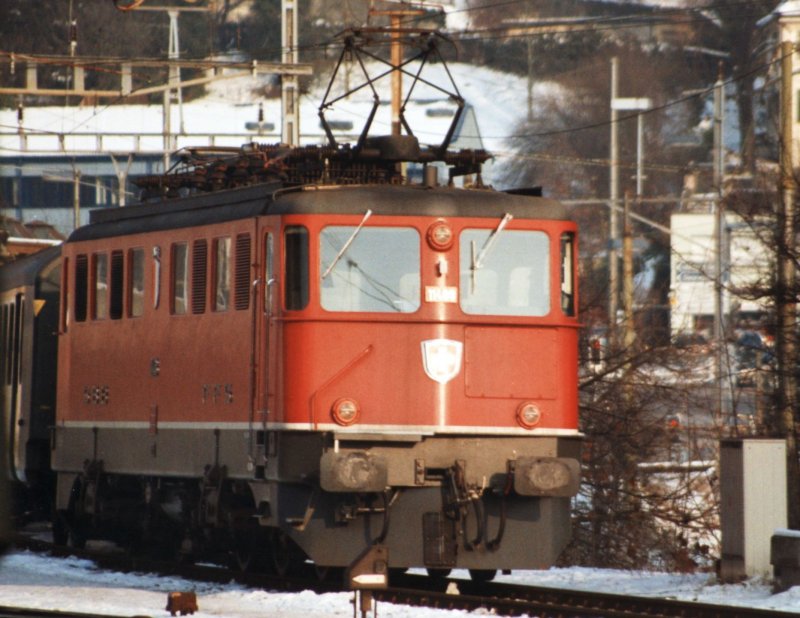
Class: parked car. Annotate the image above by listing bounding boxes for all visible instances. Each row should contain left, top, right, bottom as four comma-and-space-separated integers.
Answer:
735, 331, 772, 387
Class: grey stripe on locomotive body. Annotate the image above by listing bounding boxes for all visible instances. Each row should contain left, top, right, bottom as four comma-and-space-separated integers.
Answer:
68, 182, 571, 243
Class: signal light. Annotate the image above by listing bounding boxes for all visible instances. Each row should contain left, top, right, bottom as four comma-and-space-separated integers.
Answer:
331, 397, 360, 426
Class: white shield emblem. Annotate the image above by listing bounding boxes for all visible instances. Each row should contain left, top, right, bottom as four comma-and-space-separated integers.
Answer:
421, 339, 463, 384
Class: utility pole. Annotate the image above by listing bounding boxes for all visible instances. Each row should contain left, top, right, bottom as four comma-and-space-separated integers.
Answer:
281, 0, 299, 145
778, 41, 799, 528
622, 191, 636, 351
110, 154, 134, 207
609, 57, 619, 329
72, 169, 81, 231
713, 66, 726, 426
167, 10, 185, 135
391, 11, 402, 137
527, 38, 534, 122
369, 3, 426, 137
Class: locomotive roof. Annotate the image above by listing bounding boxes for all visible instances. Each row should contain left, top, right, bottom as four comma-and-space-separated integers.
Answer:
0, 245, 61, 291
69, 182, 570, 243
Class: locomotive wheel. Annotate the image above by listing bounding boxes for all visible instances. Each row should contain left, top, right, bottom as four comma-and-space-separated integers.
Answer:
426, 568, 452, 579
230, 538, 257, 572
313, 564, 344, 583
229, 527, 267, 573
54, 479, 88, 549
52, 511, 69, 546
53, 511, 86, 548
270, 531, 304, 577
468, 568, 496, 582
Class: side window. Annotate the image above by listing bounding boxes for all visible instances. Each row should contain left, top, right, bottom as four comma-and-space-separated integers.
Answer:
234, 233, 251, 311
74, 254, 88, 322
61, 256, 70, 331
561, 232, 576, 316
93, 252, 109, 320
264, 233, 274, 313
192, 239, 208, 315
171, 243, 189, 315
1, 304, 8, 385
284, 226, 309, 311
213, 236, 231, 312
10, 294, 22, 387
129, 248, 145, 317
110, 250, 124, 320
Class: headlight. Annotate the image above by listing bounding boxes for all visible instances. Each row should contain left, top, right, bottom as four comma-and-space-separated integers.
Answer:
320, 451, 388, 492
513, 457, 580, 497
331, 397, 360, 426
427, 220, 454, 251
516, 402, 541, 429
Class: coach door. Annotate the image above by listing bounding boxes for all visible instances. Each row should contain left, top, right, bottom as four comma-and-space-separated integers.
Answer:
252, 221, 278, 476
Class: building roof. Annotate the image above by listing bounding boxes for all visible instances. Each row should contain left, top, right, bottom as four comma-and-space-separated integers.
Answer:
0, 216, 63, 263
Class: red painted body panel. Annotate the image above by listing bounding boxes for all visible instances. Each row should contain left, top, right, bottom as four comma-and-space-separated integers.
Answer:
57, 198, 579, 436
273, 212, 579, 435
57, 223, 257, 427
279, 321, 578, 431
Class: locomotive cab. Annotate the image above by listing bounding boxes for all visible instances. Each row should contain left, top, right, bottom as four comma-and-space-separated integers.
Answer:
255, 184, 581, 572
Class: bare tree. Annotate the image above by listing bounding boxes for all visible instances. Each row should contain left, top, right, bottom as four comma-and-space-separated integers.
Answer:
699, 0, 781, 173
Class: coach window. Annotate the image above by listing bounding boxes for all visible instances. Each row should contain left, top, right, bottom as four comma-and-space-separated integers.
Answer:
560, 232, 575, 316
459, 229, 550, 316
110, 250, 124, 320
320, 226, 420, 312
129, 248, 145, 317
93, 253, 109, 320
74, 254, 88, 322
1, 304, 9, 384
171, 243, 189, 315
8, 295, 22, 387
284, 226, 309, 310
213, 236, 231, 312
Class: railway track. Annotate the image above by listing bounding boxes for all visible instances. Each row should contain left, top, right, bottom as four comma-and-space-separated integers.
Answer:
7, 533, 794, 618
386, 572, 795, 617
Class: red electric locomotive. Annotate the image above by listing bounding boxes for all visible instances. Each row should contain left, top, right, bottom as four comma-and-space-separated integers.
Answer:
50, 32, 581, 580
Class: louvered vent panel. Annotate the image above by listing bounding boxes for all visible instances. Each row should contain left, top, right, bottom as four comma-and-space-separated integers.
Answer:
110, 250, 124, 320
234, 234, 251, 311
192, 239, 208, 314
75, 254, 88, 322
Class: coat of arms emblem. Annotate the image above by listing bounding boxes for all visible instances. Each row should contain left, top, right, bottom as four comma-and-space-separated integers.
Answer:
421, 339, 463, 384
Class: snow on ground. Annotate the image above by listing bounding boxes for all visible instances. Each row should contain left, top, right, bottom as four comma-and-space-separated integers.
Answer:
1, 550, 800, 616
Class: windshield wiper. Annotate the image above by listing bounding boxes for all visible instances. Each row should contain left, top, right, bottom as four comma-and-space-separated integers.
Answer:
470, 213, 513, 293
321, 209, 373, 279
471, 212, 513, 291
473, 212, 513, 271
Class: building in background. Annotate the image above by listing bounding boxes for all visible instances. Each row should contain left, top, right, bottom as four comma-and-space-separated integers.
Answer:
0, 216, 63, 264
670, 211, 771, 341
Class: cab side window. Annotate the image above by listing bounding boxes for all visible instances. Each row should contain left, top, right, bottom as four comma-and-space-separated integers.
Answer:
284, 226, 309, 310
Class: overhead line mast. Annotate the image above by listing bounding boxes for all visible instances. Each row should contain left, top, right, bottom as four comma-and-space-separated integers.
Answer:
368, 2, 426, 137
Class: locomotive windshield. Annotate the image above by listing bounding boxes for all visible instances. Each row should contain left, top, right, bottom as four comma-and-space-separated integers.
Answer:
320, 226, 421, 313
459, 229, 550, 316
